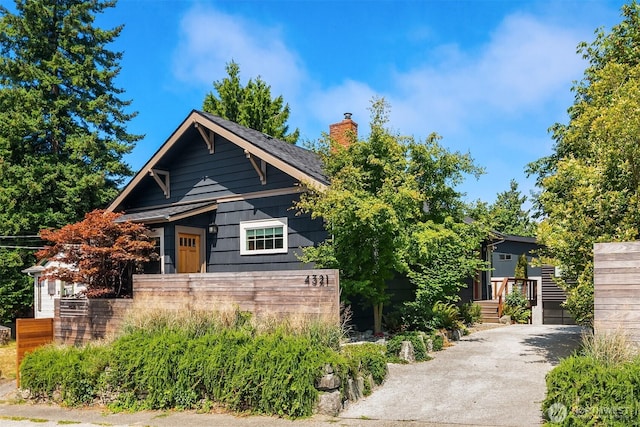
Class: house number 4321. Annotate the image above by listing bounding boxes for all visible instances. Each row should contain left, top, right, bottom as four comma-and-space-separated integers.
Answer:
305, 275, 329, 287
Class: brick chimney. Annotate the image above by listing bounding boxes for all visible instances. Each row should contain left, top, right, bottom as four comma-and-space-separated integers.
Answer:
329, 113, 357, 148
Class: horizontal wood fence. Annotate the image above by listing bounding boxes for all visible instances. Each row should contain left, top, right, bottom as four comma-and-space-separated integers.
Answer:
16, 318, 54, 386
133, 269, 340, 320
55, 299, 133, 346
56, 269, 340, 345
594, 242, 640, 344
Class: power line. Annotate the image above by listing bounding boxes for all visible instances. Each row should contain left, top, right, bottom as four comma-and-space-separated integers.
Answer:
0, 245, 45, 250
0, 235, 41, 238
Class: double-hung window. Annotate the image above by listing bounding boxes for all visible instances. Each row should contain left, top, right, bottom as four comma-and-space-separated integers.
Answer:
240, 218, 288, 255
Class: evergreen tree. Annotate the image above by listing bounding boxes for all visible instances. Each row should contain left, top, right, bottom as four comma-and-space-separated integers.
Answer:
203, 61, 300, 143
0, 0, 139, 322
467, 180, 535, 237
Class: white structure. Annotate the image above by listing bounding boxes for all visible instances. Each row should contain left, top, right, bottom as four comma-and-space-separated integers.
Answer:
23, 260, 85, 318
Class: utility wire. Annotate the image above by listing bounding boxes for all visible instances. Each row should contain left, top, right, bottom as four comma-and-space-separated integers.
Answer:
0, 245, 45, 250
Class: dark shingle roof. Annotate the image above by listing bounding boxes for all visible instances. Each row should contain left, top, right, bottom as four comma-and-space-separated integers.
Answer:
195, 111, 328, 186
115, 201, 217, 223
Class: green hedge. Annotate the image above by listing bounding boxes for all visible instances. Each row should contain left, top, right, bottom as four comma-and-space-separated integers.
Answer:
20, 322, 387, 418
20, 344, 110, 406
340, 343, 388, 388
543, 355, 640, 426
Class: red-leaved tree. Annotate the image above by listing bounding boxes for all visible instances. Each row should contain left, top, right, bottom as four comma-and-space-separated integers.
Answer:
37, 210, 157, 298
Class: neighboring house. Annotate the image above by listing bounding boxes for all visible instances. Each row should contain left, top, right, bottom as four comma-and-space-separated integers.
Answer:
467, 232, 573, 325
106, 110, 355, 274
22, 260, 86, 318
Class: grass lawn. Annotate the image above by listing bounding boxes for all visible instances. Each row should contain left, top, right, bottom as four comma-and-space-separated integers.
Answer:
0, 342, 16, 380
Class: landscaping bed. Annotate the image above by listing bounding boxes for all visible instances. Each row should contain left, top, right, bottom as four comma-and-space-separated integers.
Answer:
18, 309, 387, 419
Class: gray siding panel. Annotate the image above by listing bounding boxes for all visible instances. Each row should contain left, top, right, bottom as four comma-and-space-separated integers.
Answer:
123, 133, 298, 210
491, 240, 542, 277
208, 194, 326, 272
122, 125, 327, 274
541, 265, 566, 302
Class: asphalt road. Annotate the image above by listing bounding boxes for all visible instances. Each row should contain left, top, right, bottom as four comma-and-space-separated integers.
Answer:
0, 324, 584, 427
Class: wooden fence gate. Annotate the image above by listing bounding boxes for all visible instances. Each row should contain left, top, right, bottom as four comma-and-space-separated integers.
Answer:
16, 318, 54, 386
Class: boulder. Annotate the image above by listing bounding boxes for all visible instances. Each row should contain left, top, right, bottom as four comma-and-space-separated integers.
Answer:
316, 390, 342, 416
315, 373, 341, 391
346, 377, 363, 402
398, 340, 415, 363
425, 338, 433, 353
499, 315, 512, 325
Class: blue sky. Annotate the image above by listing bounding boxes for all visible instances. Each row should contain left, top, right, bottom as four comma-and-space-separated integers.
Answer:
96, 0, 625, 206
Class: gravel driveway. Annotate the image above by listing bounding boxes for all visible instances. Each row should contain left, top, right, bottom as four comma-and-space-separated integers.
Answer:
339, 324, 584, 426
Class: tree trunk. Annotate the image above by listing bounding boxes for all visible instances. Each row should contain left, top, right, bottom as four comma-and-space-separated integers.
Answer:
373, 302, 383, 334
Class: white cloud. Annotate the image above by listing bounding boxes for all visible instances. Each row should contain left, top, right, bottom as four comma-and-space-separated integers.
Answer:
305, 80, 376, 133
172, 4, 305, 103
395, 13, 585, 137
306, 12, 586, 143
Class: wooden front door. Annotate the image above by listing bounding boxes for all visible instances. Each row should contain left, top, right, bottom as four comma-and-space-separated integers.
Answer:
178, 232, 201, 273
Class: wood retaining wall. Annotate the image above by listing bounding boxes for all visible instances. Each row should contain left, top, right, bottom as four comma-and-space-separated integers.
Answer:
594, 242, 640, 344
54, 298, 133, 345
56, 269, 340, 345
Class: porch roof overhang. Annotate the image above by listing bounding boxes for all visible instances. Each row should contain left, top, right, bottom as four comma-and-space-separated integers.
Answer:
115, 201, 218, 224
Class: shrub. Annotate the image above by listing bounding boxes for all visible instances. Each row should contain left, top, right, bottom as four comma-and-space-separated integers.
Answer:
431, 302, 463, 330
580, 330, 636, 366
20, 343, 111, 406
459, 302, 482, 325
106, 325, 337, 417
386, 331, 429, 361
20, 311, 355, 419
430, 332, 444, 351
401, 301, 465, 332
340, 343, 388, 392
543, 355, 640, 425
503, 287, 530, 324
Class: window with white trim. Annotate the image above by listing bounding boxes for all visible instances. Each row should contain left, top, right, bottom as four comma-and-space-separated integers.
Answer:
240, 218, 288, 255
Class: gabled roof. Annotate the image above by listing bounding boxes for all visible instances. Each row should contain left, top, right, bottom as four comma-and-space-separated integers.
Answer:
107, 110, 327, 212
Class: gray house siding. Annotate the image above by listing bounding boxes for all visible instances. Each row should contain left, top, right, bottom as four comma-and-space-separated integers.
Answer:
142, 195, 324, 274
492, 240, 541, 277
123, 129, 298, 211
110, 111, 330, 276
210, 194, 326, 272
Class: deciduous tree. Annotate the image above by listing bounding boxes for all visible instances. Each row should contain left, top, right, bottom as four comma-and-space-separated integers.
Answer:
203, 61, 300, 143
37, 210, 156, 298
297, 99, 485, 333
0, 0, 139, 320
527, 2, 640, 326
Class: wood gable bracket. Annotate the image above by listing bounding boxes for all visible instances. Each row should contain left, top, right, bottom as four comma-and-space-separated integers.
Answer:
149, 169, 170, 198
194, 122, 215, 154
244, 150, 267, 185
